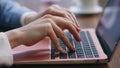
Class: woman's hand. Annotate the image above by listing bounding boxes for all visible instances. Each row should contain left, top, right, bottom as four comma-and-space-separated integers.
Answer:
24, 5, 80, 31
5, 14, 81, 54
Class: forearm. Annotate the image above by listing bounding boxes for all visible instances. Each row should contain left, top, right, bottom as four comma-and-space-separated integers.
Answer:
0, 0, 32, 31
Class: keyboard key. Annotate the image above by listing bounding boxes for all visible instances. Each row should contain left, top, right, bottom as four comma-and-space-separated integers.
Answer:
51, 54, 55, 59
68, 51, 76, 58
94, 54, 99, 57
60, 53, 67, 59
76, 50, 85, 58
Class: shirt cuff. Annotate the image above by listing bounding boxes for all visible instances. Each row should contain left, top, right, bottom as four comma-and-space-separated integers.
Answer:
0, 32, 13, 66
21, 12, 37, 26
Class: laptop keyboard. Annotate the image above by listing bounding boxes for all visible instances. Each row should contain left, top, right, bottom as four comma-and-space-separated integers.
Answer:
51, 31, 99, 59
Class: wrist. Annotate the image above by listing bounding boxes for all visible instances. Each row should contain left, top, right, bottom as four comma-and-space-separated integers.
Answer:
5, 29, 24, 48
22, 12, 38, 25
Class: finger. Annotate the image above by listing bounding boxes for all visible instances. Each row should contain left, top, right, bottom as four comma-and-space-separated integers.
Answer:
52, 5, 80, 31
66, 22, 81, 41
46, 5, 74, 24
65, 14, 80, 32
64, 8, 80, 28
45, 15, 80, 39
40, 6, 68, 18
46, 23, 67, 54
41, 14, 67, 30
49, 21, 75, 51
66, 12, 80, 31
52, 5, 74, 22
42, 15, 81, 41
71, 23, 80, 32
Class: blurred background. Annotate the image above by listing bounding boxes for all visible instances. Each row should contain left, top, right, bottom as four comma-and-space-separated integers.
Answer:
12, 0, 108, 12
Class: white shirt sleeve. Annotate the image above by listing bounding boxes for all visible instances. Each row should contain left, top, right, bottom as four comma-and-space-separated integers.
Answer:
20, 12, 37, 26
0, 32, 13, 66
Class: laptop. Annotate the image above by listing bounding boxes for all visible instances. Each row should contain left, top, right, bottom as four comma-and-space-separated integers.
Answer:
13, 0, 120, 64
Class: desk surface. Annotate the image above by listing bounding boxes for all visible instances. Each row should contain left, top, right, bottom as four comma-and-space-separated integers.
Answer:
10, 14, 120, 68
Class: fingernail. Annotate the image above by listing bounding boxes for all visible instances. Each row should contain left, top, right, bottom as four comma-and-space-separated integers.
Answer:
77, 24, 80, 27
77, 34, 81, 41
77, 28, 80, 32
62, 50, 67, 54
72, 47, 76, 51
76, 26, 80, 31
72, 24, 80, 32
79, 37, 81, 41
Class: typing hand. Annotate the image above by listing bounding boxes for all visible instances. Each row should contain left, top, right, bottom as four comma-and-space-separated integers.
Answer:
24, 5, 80, 32
6, 5, 81, 54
